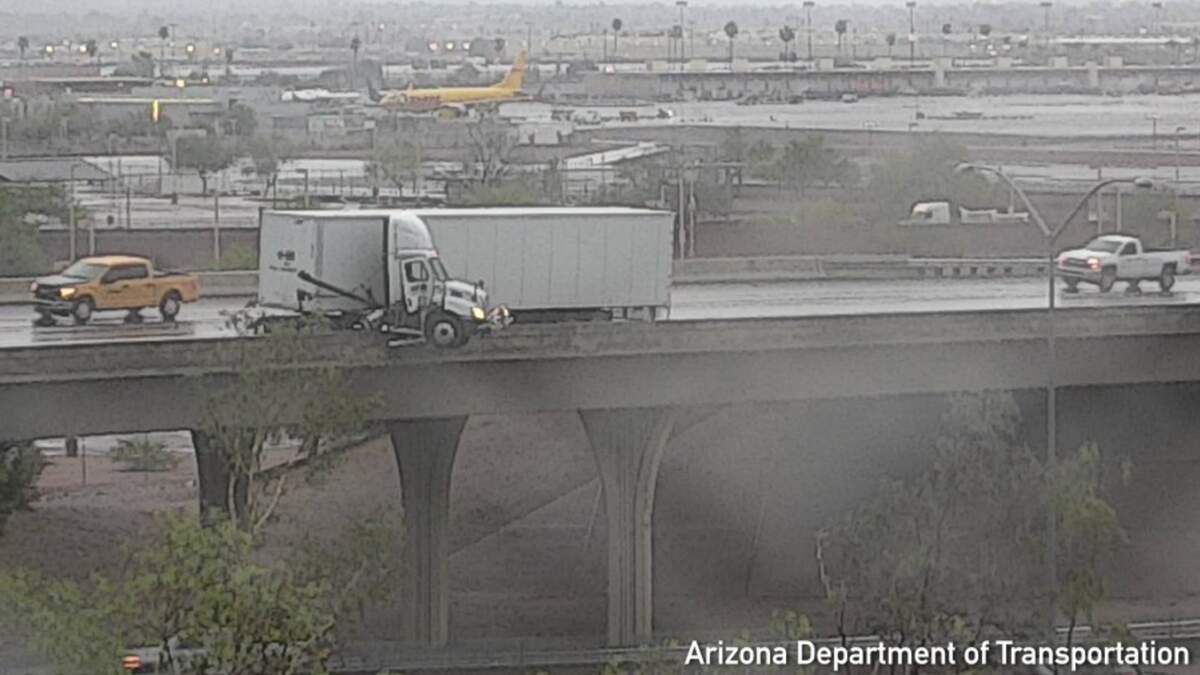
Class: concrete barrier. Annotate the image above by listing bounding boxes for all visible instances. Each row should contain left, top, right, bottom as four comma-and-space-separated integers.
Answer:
672, 256, 827, 283
909, 257, 1047, 279
0, 257, 1055, 305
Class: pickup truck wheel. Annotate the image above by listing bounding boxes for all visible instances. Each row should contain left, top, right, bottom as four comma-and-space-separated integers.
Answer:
1098, 267, 1117, 293
159, 292, 182, 322
1160, 265, 1177, 292
1063, 278, 1079, 293
71, 297, 94, 325
425, 312, 464, 348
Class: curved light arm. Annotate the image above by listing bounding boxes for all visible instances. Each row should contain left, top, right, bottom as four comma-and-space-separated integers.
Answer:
1052, 177, 1153, 243
955, 163, 1051, 238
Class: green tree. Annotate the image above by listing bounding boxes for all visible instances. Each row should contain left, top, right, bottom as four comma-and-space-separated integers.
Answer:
175, 135, 235, 195
197, 316, 376, 533
746, 139, 778, 180
0, 185, 76, 276
247, 134, 289, 195
111, 437, 181, 472
1054, 443, 1127, 648
863, 134, 996, 223
724, 21, 739, 68
779, 25, 796, 61
0, 515, 336, 674
0, 442, 46, 535
818, 392, 1125, 650
774, 135, 857, 193
368, 138, 422, 195
223, 102, 257, 138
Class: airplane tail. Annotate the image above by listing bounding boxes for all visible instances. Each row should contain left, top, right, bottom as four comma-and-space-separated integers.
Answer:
497, 51, 528, 92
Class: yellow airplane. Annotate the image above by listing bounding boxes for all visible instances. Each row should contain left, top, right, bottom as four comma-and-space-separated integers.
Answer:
369, 51, 528, 117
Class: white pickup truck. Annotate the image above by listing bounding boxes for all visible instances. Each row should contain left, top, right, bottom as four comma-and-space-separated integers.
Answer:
1056, 234, 1192, 293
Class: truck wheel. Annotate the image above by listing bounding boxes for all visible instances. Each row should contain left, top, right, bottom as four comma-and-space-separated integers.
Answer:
1098, 267, 1117, 293
1063, 278, 1079, 293
159, 292, 182, 322
1160, 265, 1177, 292
71, 297, 95, 325
425, 312, 465, 348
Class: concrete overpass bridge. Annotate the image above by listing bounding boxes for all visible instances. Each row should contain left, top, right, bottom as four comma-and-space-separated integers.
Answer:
4, 305, 1200, 648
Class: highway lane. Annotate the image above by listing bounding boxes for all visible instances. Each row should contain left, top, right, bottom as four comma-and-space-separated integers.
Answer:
2, 275, 1199, 349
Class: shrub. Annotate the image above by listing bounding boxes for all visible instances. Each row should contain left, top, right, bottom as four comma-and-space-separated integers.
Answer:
0, 443, 46, 533
111, 437, 181, 472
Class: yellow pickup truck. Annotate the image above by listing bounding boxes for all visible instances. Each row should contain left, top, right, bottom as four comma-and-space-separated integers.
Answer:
31, 255, 201, 326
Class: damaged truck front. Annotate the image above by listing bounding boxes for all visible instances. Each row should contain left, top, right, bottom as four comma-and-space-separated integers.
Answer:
257, 209, 510, 347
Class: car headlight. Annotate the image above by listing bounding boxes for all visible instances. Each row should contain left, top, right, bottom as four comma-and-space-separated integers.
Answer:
471, 305, 486, 322
59, 287, 76, 300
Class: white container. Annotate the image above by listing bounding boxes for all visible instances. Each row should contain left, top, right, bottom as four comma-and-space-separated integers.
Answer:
413, 206, 674, 316
259, 206, 675, 320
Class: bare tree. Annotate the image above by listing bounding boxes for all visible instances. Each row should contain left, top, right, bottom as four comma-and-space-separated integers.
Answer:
466, 117, 518, 186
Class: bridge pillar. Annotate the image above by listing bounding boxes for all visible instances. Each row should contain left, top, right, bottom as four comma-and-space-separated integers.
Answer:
387, 416, 467, 647
190, 429, 232, 525
579, 407, 677, 647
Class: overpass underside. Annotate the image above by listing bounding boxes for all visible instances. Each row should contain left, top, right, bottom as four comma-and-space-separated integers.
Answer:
4, 308, 1200, 646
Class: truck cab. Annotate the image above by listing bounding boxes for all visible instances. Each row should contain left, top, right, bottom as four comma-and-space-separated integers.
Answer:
257, 210, 509, 347
1056, 234, 1192, 293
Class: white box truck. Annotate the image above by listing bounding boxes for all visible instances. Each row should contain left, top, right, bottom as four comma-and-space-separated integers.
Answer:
411, 207, 674, 321
257, 209, 509, 347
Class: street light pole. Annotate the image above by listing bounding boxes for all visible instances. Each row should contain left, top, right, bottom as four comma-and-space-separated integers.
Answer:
68, 163, 77, 261
906, 1, 917, 66
1174, 126, 1185, 244
804, 1, 815, 61
956, 163, 1155, 603
676, 0, 688, 67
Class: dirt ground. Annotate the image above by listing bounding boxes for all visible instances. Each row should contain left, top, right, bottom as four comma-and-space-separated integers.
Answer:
4, 390, 1200, 668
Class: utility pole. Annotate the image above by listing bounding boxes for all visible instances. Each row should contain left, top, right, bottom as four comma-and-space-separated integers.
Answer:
1040, 1, 1053, 50
1174, 125, 1185, 244
906, 1, 917, 67
213, 191, 221, 263
804, 1, 816, 61
68, 163, 77, 261
676, 0, 688, 68
1, 117, 8, 160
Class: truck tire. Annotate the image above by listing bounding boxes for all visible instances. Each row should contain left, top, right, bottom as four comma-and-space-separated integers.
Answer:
425, 312, 465, 348
159, 291, 183, 322
1098, 266, 1117, 293
1160, 265, 1177, 292
71, 297, 95, 325
1063, 278, 1079, 293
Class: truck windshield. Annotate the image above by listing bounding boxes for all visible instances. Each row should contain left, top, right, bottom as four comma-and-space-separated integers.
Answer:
1083, 238, 1123, 253
60, 261, 107, 280
429, 258, 449, 281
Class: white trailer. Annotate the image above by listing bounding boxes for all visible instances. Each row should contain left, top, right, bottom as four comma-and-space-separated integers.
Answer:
258, 209, 507, 347
412, 207, 674, 321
